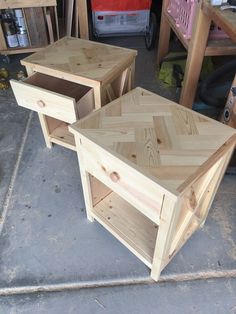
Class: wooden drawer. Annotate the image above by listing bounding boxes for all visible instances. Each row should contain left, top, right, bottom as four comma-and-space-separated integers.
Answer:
76, 137, 165, 225
11, 73, 94, 124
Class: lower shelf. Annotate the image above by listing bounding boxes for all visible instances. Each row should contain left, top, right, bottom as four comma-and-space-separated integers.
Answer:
49, 122, 76, 151
93, 191, 158, 268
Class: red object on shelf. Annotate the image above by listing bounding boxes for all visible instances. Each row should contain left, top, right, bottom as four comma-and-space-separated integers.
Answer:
91, 0, 152, 11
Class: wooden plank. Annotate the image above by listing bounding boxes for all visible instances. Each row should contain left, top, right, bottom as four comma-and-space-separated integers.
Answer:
151, 196, 180, 281
199, 145, 235, 227
38, 113, 53, 149
74, 139, 95, 221
205, 38, 236, 56
179, 4, 211, 108
54, 6, 60, 40
0, 24, 7, 51
89, 176, 112, 206
74, 0, 79, 37
93, 191, 158, 268
66, 0, 74, 36
44, 7, 55, 43
0, 0, 56, 9
24, 7, 48, 47
105, 84, 116, 103
0, 47, 45, 55
76, 0, 89, 39
177, 134, 236, 193
157, 5, 172, 64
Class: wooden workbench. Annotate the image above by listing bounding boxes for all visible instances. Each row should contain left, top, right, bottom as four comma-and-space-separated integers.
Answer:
157, 0, 236, 108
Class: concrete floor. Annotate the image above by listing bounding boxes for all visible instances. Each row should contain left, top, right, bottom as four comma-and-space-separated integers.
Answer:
0, 37, 236, 313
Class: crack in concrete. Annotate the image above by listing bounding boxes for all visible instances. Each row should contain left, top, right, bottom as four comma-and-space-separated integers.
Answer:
0, 269, 235, 296
0, 111, 33, 236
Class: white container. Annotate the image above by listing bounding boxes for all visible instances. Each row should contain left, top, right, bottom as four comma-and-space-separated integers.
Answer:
92, 10, 150, 36
17, 31, 29, 47
6, 34, 18, 47
14, 9, 27, 30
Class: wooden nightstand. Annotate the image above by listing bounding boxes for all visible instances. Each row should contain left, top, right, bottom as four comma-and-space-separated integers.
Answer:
69, 87, 236, 281
11, 36, 137, 150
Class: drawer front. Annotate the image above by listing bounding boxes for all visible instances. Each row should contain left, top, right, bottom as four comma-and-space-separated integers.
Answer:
11, 79, 77, 123
76, 136, 166, 225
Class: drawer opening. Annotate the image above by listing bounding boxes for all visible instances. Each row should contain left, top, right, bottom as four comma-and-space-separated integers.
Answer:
89, 174, 159, 268
25, 72, 92, 103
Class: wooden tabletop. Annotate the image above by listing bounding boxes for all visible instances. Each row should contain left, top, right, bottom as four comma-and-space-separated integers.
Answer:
70, 88, 236, 193
21, 36, 137, 86
203, 0, 236, 42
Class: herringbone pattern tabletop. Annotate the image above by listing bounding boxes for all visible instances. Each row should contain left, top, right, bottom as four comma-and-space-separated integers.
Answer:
75, 88, 236, 191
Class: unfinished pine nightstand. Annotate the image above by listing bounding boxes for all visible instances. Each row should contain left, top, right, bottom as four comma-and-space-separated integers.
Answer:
11, 36, 137, 151
69, 87, 236, 281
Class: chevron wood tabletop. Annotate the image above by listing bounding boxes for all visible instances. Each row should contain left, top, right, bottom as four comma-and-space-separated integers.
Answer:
70, 87, 236, 194
21, 36, 137, 86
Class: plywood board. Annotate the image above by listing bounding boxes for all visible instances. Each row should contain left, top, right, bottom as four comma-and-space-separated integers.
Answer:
24, 7, 48, 47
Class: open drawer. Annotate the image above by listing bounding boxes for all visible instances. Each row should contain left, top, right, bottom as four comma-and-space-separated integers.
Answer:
10, 73, 94, 123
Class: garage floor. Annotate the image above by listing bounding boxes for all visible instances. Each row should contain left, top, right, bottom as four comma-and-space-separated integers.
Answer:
0, 36, 236, 314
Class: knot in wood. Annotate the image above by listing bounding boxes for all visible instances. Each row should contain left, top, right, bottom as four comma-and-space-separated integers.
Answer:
189, 189, 197, 209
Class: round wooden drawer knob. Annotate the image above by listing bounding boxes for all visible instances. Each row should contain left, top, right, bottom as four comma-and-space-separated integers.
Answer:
109, 172, 120, 182
37, 100, 46, 108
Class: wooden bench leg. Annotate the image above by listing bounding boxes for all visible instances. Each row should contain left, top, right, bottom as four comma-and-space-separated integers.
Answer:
179, 6, 211, 108
156, 9, 171, 65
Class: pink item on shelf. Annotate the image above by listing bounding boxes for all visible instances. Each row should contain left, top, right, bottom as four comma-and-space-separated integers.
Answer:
167, 0, 180, 21
176, 0, 199, 39
166, 0, 229, 40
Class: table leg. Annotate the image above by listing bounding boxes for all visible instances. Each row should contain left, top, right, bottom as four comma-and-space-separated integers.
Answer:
179, 6, 211, 108
38, 114, 53, 148
94, 85, 107, 108
156, 3, 171, 65
151, 196, 180, 281
75, 138, 95, 222
129, 60, 135, 90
